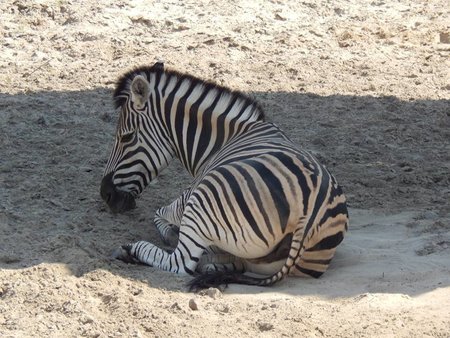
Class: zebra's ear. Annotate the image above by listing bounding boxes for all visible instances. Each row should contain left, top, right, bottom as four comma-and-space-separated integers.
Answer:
130, 75, 150, 110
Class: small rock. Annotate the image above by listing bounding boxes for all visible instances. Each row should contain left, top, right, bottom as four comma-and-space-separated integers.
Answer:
80, 315, 94, 324
36, 116, 47, 126
170, 302, 182, 311
218, 304, 230, 313
188, 298, 198, 311
439, 32, 449, 44
312, 138, 326, 147
100, 112, 112, 122
205, 287, 222, 299
130, 16, 153, 27
274, 13, 287, 21
257, 320, 274, 331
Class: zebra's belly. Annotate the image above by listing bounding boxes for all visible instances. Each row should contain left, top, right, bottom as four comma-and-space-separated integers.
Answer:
244, 259, 285, 275
211, 235, 284, 260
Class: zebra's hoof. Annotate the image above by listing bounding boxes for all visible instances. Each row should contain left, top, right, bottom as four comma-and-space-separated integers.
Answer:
111, 244, 139, 264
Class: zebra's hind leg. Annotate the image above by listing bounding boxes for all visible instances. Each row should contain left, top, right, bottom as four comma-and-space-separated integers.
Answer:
293, 216, 347, 278
197, 252, 246, 274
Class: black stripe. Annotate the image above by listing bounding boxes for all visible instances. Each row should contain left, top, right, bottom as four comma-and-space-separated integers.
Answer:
185, 87, 210, 172
317, 202, 348, 230
244, 159, 290, 233
135, 242, 144, 260
192, 92, 215, 170
303, 168, 330, 243
179, 239, 199, 263
174, 82, 196, 169
115, 168, 148, 186
163, 78, 183, 149
227, 100, 251, 140
269, 152, 311, 216
168, 250, 173, 271
231, 165, 274, 237
173, 247, 180, 273
195, 92, 223, 170
118, 147, 157, 177
183, 216, 213, 242
180, 231, 206, 253
139, 120, 163, 164
301, 258, 332, 265
114, 164, 149, 181
208, 172, 247, 243
115, 178, 143, 193
202, 178, 238, 244
306, 231, 344, 251
195, 188, 222, 239
161, 73, 172, 97
296, 266, 324, 278
158, 248, 165, 266
216, 166, 269, 246
186, 199, 214, 239
179, 250, 194, 275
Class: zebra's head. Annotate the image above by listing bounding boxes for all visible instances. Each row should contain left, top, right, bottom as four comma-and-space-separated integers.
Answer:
100, 62, 174, 213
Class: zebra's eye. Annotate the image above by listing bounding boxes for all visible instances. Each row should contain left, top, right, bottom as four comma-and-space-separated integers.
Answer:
120, 132, 134, 143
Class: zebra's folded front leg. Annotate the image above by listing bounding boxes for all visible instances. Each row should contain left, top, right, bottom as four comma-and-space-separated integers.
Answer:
154, 214, 180, 248
153, 192, 187, 248
113, 230, 206, 274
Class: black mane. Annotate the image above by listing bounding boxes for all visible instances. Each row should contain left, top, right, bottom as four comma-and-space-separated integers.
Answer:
113, 64, 265, 121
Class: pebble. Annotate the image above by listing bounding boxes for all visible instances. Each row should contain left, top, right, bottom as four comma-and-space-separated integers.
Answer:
170, 302, 182, 311
36, 116, 47, 126
188, 298, 199, 311
218, 304, 230, 313
80, 315, 94, 324
100, 112, 112, 122
257, 321, 274, 331
439, 32, 449, 44
203, 287, 222, 299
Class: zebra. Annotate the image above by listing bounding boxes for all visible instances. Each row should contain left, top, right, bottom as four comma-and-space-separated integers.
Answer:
100, 61, 349, 289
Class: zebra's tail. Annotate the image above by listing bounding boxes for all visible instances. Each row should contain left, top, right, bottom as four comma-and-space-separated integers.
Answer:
187, 227, 305, 291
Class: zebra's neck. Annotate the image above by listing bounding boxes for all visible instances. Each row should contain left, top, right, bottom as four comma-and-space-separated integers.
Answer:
150, 70, 265, 177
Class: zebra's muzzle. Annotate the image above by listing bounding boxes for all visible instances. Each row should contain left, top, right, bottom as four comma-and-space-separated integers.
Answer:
100, 172, 136, 213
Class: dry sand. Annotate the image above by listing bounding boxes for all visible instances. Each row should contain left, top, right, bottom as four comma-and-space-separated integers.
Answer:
1, 0, 449, 337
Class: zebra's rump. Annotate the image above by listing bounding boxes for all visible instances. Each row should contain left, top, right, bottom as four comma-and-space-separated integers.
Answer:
183, 121, 347, 263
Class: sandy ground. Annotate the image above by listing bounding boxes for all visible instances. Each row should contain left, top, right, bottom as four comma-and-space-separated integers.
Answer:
1, 0, 450, 337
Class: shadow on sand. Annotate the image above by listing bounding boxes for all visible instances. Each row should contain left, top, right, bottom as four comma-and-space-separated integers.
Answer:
1, 88, 449, 297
